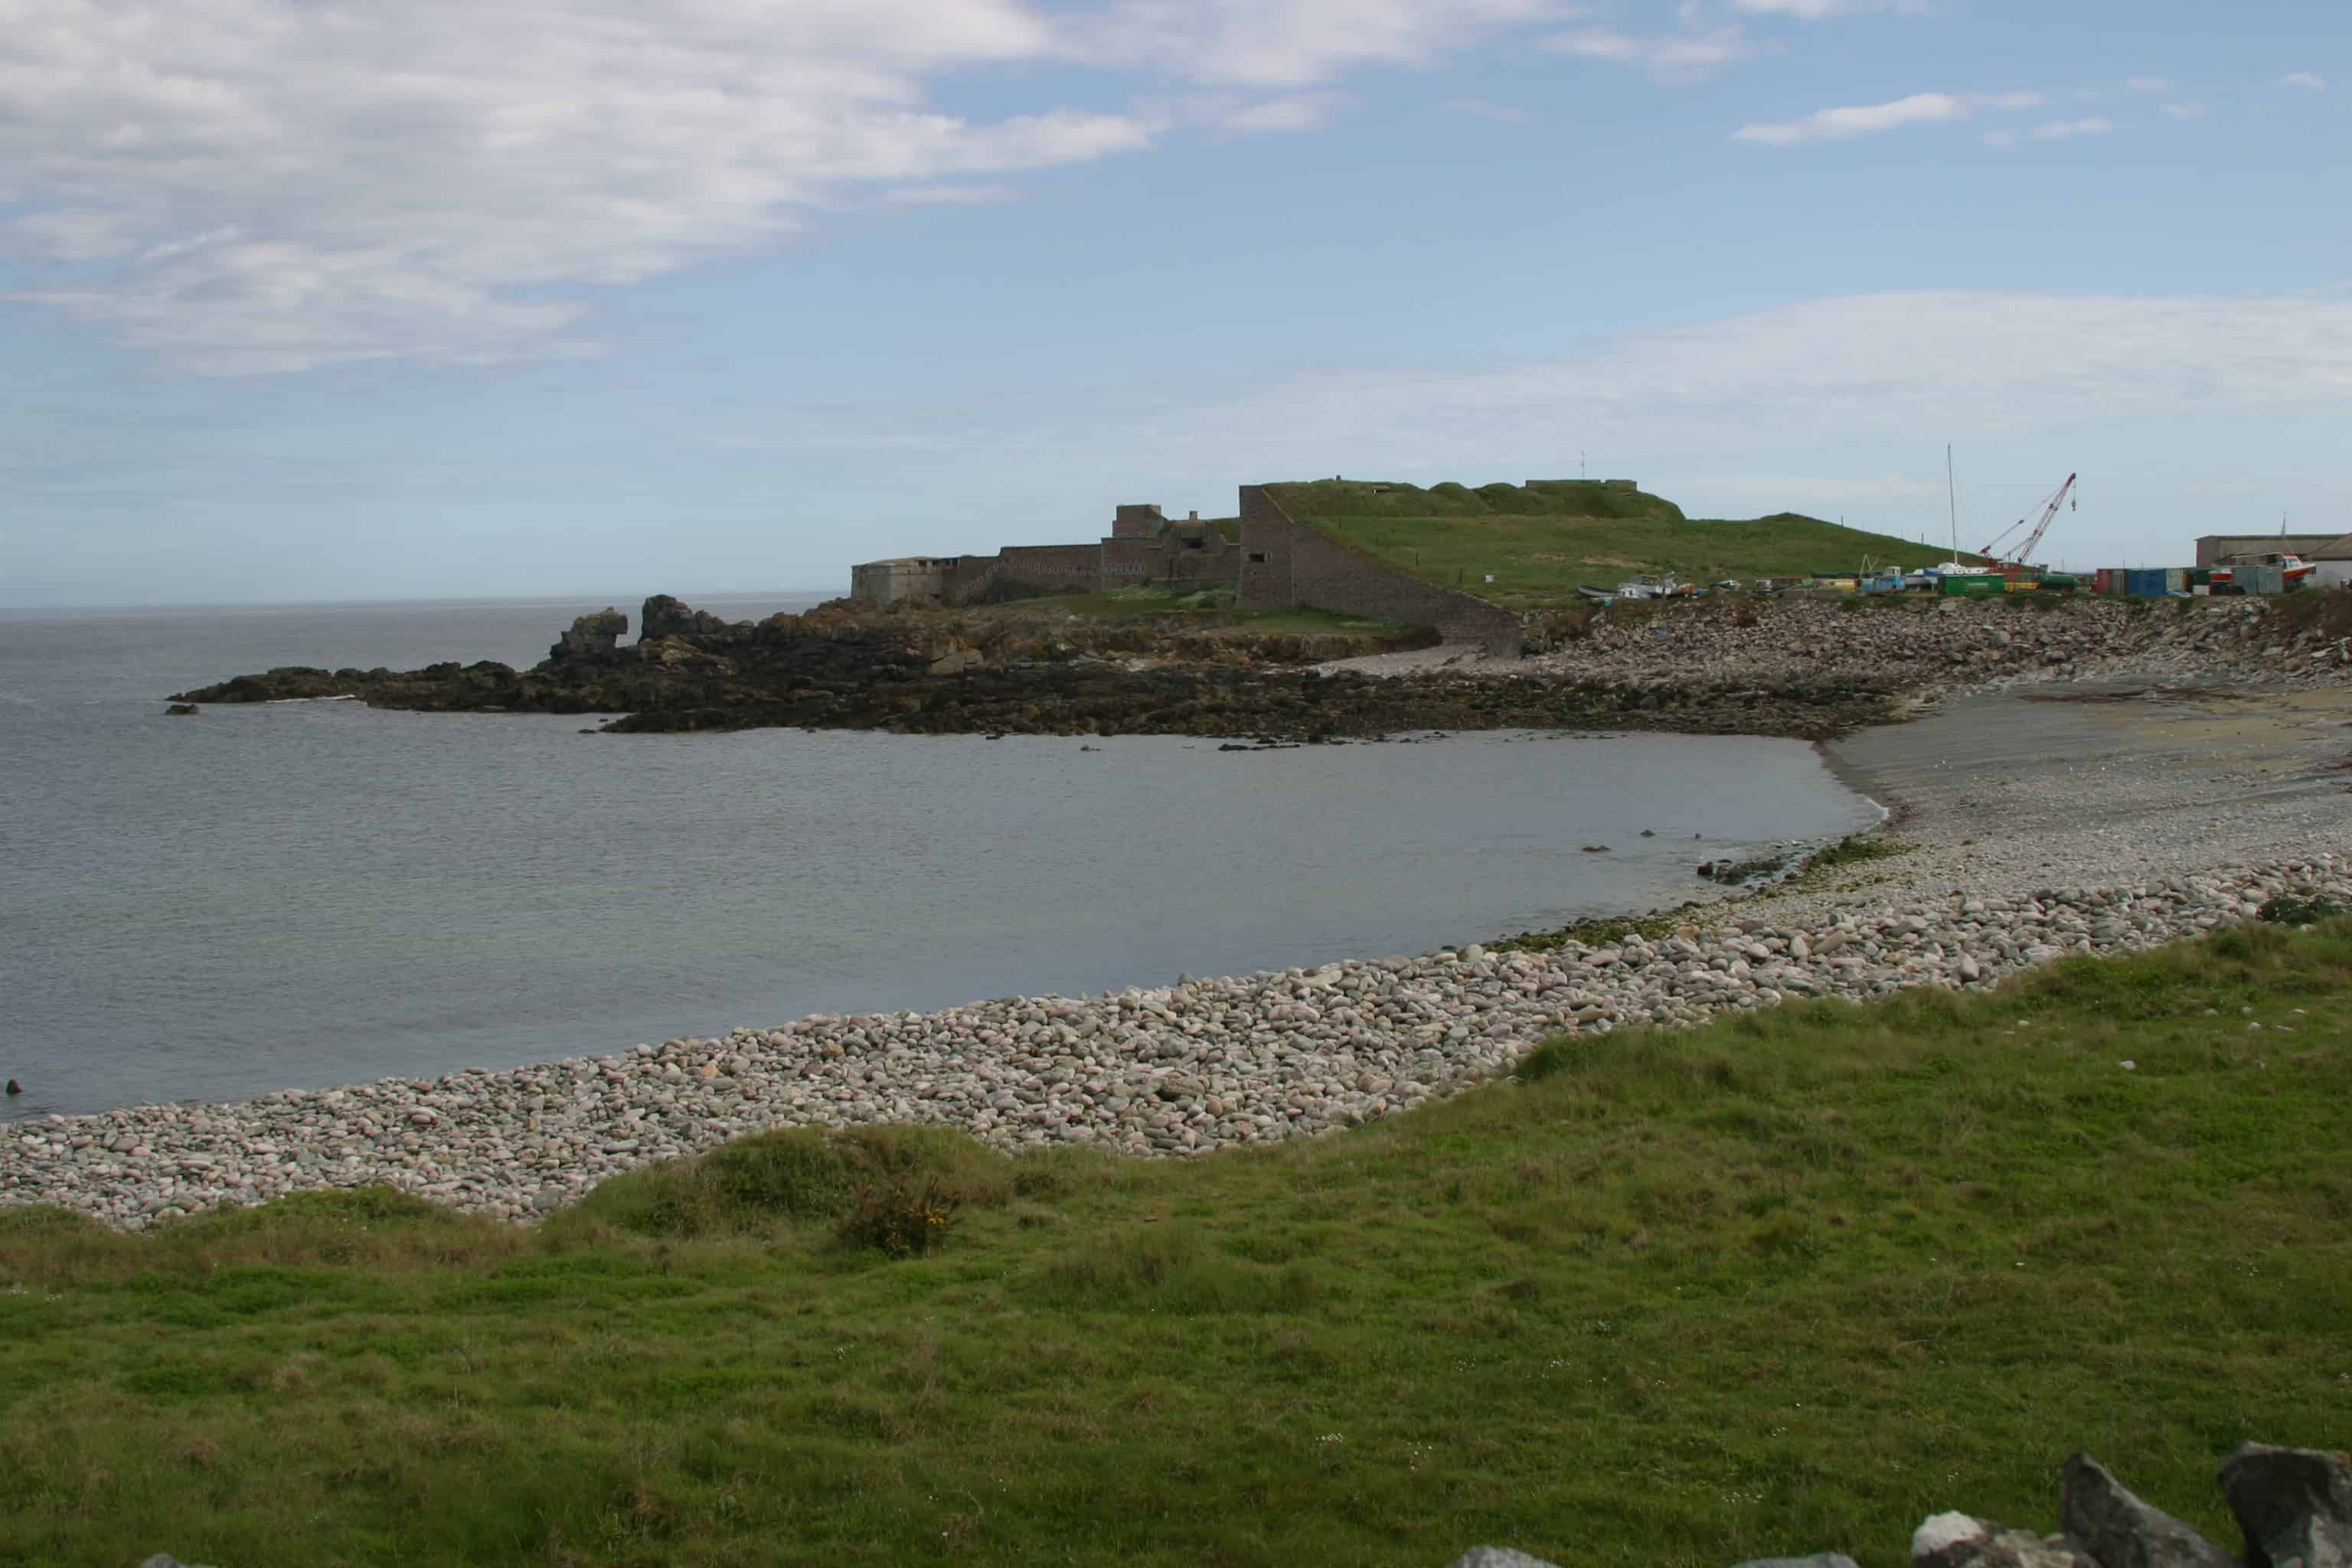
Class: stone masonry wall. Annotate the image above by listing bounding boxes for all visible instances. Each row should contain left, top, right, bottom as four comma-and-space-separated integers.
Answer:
1236, 485, 1523, 653
990, 544, 1102, 595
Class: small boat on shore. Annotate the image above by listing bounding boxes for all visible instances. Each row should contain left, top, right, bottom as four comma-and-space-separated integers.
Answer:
1576, 583, 1617, 601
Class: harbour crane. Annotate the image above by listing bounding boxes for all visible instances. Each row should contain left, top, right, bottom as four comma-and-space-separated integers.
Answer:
1977, 472, 2077, 569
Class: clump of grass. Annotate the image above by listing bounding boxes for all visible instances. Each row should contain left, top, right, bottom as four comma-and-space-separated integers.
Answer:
2259, 893, 2344, 926
554, 1125, 1014, 1241
838, 1176, 962, 1257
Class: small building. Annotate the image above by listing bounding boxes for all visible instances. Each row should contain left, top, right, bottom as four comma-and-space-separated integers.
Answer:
849, 557, 955, 606
2308, 533, 2352, 591
2194, 533, 2339, 568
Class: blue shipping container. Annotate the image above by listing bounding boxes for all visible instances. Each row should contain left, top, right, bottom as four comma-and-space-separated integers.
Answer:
2125, 569, 2169, 598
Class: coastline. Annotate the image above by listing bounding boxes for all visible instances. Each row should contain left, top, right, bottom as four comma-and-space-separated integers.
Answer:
5, 677, 2347, 1231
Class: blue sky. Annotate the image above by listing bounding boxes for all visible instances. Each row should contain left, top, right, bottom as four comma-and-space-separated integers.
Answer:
3, 0, 2347, 606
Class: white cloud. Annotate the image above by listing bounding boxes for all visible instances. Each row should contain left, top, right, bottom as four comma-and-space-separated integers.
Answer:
2161, 102, 2207, 119
885, 185, 1021, 204
1736, 91, 1959, 142
1729, 0, 1926, 17
1439, 97, 1531, 121
1140, 291, 2352, 481
2278, 71, 2328, 90
1737, 87, 2042, 143
1066, 0, 1556, 89
2032, 116, 2116, 139
0, 0, 1548, 374
1218, 93, 1349, 132
1544, 24, 1754, 80
2126, 77, 2169, 93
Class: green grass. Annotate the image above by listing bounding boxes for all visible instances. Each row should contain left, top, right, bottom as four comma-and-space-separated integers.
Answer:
999, 586, 1423, 636
1265, 481, 1987, 610
5, 924, 2350, 1566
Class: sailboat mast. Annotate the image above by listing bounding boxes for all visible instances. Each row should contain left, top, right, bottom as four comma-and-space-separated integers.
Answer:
1946, 445, 1958, 556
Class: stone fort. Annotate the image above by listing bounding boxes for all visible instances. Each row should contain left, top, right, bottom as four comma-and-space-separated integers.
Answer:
851, 485, 1536, 654
850, 504, 1242, 609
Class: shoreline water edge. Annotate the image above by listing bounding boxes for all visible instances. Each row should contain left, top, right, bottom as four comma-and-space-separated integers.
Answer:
6, 598, 2349, 1230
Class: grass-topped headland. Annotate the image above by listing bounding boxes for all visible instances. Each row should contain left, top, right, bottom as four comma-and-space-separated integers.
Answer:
5, 922, 2348, 1566
1265, 479, 1988, 611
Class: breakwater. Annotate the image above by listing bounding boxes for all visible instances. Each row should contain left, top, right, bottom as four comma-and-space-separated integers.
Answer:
5, 854, 2342, 1231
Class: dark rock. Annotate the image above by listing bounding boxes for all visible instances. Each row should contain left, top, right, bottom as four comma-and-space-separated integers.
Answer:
550, 607, 627, 661
171, 599, 1902, 743
1736, 1556, 1860, 1568
2061, 1452, 2235, 1568
2219, 1442, 2352, 1568
1913, 1513, 2102, 1568
640, 593, 748, 642
165, 703, 199, 716
5, 1079, 20, 1095
1445, 1550, 1560, 1568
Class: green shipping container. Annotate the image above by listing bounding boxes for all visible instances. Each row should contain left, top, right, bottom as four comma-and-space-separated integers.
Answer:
1940, 574, 2006, 597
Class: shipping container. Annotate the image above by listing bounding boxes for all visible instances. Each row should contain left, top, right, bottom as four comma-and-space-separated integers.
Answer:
2125, 569, 2170, 598
2238, 564, 2286, 596
2164, 568, 2188, 593
1940, 574, 2005, 598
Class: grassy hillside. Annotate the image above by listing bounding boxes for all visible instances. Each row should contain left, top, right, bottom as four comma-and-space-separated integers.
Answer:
5, 923, 2349, 1566
1265, 481, 1984, 610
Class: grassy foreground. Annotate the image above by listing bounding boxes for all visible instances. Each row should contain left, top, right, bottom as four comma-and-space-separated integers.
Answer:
5, 925, 2350, 1567
1266, 480, 1986, 609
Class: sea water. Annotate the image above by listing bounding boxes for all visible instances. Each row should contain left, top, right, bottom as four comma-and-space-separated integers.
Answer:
0, 596, 1879, 1116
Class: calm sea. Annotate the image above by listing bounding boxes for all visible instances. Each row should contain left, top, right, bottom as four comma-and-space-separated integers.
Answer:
0, 596, 1880, 1119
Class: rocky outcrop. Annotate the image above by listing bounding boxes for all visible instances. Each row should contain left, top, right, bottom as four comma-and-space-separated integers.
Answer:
1915, 1514, 2101, 1568
640, 593, 750, 642
2063, 1452, 2237, 1568
1441, 1445, 2352, 1568
550, 607, 626, 660
2219, 1444, 2352, 1568
170, 592, 2342, 743
169, 595, 1885, 741
1524, 594, 2343, 693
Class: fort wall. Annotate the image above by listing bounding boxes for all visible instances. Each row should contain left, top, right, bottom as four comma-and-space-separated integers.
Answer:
1237, 485, 1522, 654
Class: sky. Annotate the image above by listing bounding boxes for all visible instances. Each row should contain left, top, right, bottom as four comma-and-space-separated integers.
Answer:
2, 0, 2347, 607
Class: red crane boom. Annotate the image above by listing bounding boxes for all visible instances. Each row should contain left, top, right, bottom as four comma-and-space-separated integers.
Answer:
1977, 472, 2077, 568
